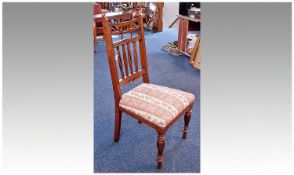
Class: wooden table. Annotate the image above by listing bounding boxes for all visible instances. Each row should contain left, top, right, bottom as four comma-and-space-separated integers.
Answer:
94, 11, 133, 22
177, 15, 200, 56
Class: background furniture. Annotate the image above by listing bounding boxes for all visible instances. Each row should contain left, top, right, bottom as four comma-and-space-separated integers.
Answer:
102, 16, 195, 169
177, 15, 200, 56
96, 2, 164, 32
93, 3, 108, 53
179, 2, 200, 31
93, 21, 97, 53
145, 2, 164, 32
93, 3, 102, 15
189, 37, 201, 70
93, 2, 109, 35
94, 11, 133, 23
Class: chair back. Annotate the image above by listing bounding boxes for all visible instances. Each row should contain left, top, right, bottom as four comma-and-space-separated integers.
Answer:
102, 15, 149, 102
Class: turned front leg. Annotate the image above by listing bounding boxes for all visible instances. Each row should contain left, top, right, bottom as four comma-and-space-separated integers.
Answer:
183, 109, 192, 139
157, 132, 165, 169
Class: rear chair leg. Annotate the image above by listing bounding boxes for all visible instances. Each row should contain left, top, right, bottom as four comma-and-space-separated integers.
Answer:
157, 131, 165, 169
183, 109, 192, 139
114, 109, 122, 142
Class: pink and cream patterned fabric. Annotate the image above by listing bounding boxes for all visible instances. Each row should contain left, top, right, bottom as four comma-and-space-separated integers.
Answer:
119, 83, 195, 128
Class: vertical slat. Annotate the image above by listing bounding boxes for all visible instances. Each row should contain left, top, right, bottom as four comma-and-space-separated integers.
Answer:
121, 44, 129, 76
132, 41, 139, 72
116, 47, 125, 78
127, 43, 133, 75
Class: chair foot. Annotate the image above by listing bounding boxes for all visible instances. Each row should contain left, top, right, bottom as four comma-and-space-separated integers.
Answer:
183, 109, 192, 139
157, 161, 163, 169
157, 132, 165, 169
114, 137, 119, 143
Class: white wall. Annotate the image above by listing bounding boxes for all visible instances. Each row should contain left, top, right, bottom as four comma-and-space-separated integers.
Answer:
163, 2, 179, 28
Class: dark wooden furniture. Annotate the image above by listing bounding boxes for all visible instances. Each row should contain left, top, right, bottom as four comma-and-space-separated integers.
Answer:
102, 15, 195, 169
99, 2, 112, 10
156, 3, 164, 32
179, 2, 201, 31
96, 2, 164, 32
93, 21, 97, 53
177, 15, 201, 56
94, 11, 133, 23
93, 3, 109, 53
145, 2, 164, 32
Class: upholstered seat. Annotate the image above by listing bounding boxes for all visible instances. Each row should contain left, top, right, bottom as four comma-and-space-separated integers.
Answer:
119, 83, 195, 128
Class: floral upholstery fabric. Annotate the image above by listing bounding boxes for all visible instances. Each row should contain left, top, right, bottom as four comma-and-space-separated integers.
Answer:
119, 83, 195, 128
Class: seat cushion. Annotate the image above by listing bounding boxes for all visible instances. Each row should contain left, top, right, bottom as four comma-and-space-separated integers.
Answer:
119, 83, 195, 128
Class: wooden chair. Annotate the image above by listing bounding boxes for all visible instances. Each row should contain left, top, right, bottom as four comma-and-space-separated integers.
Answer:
102, 15, 195, 169
93, 3, 110, 53
93, 3, 102, 53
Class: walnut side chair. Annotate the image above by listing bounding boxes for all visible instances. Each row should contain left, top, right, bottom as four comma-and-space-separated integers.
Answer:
101, 15, 195, 169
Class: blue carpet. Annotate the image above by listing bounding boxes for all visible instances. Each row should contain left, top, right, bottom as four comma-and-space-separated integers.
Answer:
94, 28, 200, 173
